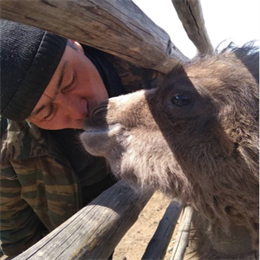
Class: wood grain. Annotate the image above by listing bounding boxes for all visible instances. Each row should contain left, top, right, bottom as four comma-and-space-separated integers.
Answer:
0, 0, 188, 74
172, 0, 213, 55
13, 181, 152, 260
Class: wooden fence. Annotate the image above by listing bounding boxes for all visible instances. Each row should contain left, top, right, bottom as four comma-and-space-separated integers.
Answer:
0, 0, 212, 259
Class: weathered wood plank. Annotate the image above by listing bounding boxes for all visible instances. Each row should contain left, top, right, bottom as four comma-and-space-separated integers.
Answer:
13, 181, 153, 260
172, 0, 214, 55
0, 0, 188, 74
170, 205, 194, 260
141, 200, 183, 260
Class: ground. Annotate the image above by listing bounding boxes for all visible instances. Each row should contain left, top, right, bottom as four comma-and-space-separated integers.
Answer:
114, 191, 182, 260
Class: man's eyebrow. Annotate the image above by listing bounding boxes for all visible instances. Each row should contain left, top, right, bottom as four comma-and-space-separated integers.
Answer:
29, 61, 68, 118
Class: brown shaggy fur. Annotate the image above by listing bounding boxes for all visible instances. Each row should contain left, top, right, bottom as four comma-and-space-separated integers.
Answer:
81, 44, 259, 259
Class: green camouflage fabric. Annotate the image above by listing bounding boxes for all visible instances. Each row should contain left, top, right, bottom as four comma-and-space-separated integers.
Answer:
0, 118, 81, 257
0, 54, 165, 257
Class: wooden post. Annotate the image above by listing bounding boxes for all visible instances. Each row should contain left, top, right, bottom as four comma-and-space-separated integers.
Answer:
141, 200, 183, 260
13, 181, 153, 260
170, 205, 193, 260
172, 0, 214, 55
0, 0, 188, 74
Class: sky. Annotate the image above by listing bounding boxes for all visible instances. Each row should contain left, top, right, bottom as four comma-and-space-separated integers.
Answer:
133, 0, 260, 58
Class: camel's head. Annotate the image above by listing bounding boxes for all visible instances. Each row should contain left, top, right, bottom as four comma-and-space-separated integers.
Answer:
80, 44, 259, 197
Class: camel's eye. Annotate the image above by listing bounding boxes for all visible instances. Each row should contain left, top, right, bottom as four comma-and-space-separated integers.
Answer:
171, 94, 191, 107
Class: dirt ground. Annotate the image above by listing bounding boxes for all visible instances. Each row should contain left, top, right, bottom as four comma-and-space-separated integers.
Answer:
114, 191, 184, 260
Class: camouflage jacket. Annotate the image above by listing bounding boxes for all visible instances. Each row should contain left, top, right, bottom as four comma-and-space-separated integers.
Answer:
0, 50, 164, 257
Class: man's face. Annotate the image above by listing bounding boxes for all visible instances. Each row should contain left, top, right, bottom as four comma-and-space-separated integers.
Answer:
27, 41, 108, 130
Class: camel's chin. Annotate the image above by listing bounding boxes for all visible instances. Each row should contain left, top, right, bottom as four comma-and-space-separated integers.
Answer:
80, 131, 109, 157
80, 123, 123, 157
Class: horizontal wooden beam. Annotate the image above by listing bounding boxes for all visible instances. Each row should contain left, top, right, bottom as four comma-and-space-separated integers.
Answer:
172, 0, 214, 55
0, 0, 188, 74
13, 181, 152, 260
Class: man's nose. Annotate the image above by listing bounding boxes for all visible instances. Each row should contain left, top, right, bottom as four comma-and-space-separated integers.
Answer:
56, 95, 87, 119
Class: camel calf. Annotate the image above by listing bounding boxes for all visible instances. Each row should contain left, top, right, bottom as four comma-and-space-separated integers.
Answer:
81, 44, 259, 259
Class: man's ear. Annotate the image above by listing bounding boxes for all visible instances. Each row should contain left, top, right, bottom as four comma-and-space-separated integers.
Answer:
68, 39, 84, 53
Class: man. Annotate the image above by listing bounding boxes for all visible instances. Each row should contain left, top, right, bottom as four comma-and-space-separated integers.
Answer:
0, 19, 164, 257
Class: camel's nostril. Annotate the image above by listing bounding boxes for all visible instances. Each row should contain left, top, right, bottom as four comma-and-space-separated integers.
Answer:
92, 104, 108, 116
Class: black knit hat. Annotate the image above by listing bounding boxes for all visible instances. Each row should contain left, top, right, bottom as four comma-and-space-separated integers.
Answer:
0, 19, 67, 121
